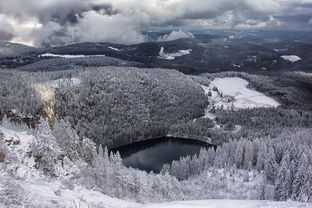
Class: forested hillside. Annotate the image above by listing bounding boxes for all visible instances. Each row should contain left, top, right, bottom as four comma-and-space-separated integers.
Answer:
0, 67, 207, 148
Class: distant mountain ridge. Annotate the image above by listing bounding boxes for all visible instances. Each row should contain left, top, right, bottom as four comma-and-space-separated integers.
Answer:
1, 30, 312, 74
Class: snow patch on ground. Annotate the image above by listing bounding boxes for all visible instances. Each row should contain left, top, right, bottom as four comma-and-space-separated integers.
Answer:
39, 53, 106, 58
274, 48, 289, 52
231, 63, 241, 68
157, 47, 192, 60
108, 46, 120, 51
281, 55, 301, 62
48, 78, 81, 89
201, 77, 280, 111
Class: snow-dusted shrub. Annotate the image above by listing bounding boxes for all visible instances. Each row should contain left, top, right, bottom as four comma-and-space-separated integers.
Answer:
0, 178, 26, 207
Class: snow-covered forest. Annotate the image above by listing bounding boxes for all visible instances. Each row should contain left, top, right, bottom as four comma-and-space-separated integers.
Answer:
0, 67, 312, 207
0, 67, 207, 147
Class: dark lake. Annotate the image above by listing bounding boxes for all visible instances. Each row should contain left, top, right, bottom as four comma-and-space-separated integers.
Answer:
111, 137, 214, 173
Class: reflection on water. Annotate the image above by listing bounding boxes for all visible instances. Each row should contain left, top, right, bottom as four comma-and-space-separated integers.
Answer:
113, 137, 213, 173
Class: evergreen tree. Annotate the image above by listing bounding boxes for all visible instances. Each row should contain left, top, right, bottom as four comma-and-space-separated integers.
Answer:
297, 165, 312, 202
52, 119, 80, 161
243, 141, 253, 170
274, 153, 291, 201
264, 146, 277, 184
256, 142, 267, 171
234, 144, 244, 169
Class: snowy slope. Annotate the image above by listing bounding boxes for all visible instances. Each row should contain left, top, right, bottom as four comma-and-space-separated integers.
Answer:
141, 200, 312, 208
201, 77, 280, 110
0, 124, 138, 208
16, 180, 139, 208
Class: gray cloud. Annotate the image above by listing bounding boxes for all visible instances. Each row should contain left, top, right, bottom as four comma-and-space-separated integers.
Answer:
157, 30, 194, 42
0, 0, 311, 46
0, 18, 14, 41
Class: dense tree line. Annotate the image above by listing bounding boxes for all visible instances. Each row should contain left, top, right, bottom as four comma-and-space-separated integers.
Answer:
215, 108, 312, 139
18, 56, 140, 72
161, 130, 312, 202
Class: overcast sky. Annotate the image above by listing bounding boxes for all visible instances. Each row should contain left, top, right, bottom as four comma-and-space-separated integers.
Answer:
0, 0, 311, 46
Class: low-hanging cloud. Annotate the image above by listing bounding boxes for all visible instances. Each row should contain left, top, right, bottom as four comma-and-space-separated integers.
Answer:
157, 30, 194, 42
0, 0, 311, 46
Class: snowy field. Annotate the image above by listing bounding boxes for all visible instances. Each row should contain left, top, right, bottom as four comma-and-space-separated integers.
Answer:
157, 47, 192, 60
39, 53, 106, 58
201, 77, 280, 110
281, 55, 301, 62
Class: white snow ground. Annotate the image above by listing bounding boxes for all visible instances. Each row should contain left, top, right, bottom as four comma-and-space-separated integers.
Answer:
17, 180, 139, 208
141, 200, 312, 208
201, 77, 280, 111
157, 47, 192, 60
39, 53, 106, 58
281, 55, 301, 62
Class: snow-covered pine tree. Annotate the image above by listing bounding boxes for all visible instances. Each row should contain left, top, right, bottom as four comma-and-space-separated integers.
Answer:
243, 141, 254, 170
234, 144, 244, 169
297, 165, 312, 202
264, 146, 277, 184
274, 153, 291, 201
256, 142, 267, 171
52, 119, 80, 161
291, 153, 310, 201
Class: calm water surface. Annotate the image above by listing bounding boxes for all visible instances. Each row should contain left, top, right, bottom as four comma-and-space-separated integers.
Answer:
112, 137, 213, 173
